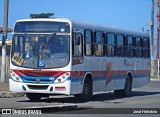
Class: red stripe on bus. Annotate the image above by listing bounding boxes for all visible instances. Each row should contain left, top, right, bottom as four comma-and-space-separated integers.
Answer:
11, 70, 66, 77
11, 69, 150, 78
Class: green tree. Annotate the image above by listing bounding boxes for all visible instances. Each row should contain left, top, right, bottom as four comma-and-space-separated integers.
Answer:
30, 13, 54, 18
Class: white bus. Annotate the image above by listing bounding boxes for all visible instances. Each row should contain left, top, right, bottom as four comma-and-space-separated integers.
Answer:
9, 18, 150, 101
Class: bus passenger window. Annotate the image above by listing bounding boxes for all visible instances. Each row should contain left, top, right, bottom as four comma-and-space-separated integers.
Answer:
135, 37, 143, 57
116, 34, 125, 57
84, 30, 94, 56
95, 32, 105, 56
126, 36, 134, 57
143, 38, 150, 58
106, 33, 115, 57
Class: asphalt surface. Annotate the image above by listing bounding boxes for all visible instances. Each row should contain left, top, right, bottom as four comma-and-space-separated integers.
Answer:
0, 80, 159, 116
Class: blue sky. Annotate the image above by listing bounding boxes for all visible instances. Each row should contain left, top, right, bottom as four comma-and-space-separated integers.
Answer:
0, 0, 152, 32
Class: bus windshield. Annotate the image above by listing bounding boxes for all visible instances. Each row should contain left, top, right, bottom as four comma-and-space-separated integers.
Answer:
11, 34, 70, 69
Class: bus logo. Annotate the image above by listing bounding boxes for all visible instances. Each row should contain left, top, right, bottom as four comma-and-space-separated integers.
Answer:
36, 78, 40, 83
2, 109, 12, 114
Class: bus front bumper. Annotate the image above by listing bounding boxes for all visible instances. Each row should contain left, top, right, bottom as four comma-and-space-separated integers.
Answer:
9, 79, 71, 95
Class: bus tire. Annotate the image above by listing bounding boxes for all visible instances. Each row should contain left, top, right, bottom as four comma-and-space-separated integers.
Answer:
74, 78, 93, 101
26, 93, 42, 101
114, 75, 132, 97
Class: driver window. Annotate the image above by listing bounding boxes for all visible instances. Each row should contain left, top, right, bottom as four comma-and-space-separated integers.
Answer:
73, 32, 83, 57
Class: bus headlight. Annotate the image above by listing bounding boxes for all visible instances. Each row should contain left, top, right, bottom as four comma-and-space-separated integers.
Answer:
10, 71, 23, 82
12, 75, 23, 82
54, 72, 70, 83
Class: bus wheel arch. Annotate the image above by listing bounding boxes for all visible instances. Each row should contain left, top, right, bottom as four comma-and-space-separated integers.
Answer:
114, 73, 133, 97
74, 73, 93, 101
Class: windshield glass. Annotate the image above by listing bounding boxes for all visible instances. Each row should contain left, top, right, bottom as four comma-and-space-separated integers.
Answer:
11, 34, 70, 69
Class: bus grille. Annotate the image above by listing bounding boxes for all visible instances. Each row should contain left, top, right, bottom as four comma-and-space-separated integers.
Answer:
27, 85, 49, 90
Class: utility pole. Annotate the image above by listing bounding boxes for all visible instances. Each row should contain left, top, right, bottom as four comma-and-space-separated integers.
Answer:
1, 0, 9, 83
157, 0, 160, 60
150, 0, 155, 78
157, 0, 160, 78
151, 0, 154, 58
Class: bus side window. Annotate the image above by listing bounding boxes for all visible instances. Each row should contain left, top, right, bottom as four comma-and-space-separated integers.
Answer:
135, 37, 143, 58
95, 32, 105, 56
73, 32, 83, 57
106, 33, 115, 57
126, 36, 134, 57
84, 30, 94, 56
116, 34, 125, 57
143, 38, 150, 58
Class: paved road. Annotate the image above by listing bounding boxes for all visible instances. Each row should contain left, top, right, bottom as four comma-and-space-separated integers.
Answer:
0, 81, 160, 117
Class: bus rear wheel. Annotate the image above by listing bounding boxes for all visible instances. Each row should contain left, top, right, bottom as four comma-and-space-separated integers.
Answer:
74, 78, 93, 101
26, 93, 42, 101
114, 75, 132, 97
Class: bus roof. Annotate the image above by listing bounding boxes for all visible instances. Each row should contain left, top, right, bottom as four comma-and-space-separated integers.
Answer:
72, 20, 149, 37
15, 18, 71, 23
15, 18, 149, 37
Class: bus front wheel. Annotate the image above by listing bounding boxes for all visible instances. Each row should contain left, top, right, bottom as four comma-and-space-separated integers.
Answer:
26, 93, 42, 101
74, 78, 93, 101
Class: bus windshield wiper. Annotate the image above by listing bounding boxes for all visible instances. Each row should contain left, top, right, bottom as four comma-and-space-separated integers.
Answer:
39, 33, 56, 54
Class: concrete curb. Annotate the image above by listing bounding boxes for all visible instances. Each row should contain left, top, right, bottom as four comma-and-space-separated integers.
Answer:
150, 78, 160, 81
0, 92, 25, 98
